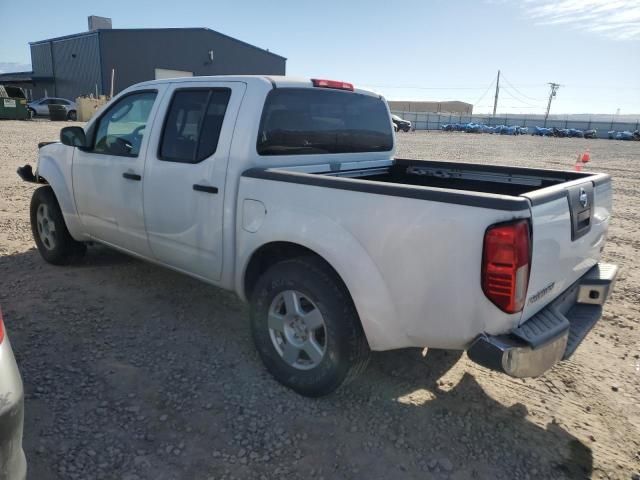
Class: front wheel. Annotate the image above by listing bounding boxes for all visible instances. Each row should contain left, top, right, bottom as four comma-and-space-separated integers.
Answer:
30, 186, 86, 265
67, 110, 77, 121
250, 257, 370, 397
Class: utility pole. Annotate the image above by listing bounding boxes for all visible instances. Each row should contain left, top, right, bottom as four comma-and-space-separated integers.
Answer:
544, 82, 560, 127
492, 70, 500, 118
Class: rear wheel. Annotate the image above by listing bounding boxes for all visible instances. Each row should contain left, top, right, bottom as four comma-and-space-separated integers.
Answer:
67, 110, 77, 121
30, 186, 86, 265
250, 257, 370, 397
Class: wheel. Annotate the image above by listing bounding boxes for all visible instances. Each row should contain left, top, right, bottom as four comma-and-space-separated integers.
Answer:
250, 257, 370, 397
30, 186, 86, 265
27, 108, 35, 119
393, 124, 399, 133
67, 110, 77, 121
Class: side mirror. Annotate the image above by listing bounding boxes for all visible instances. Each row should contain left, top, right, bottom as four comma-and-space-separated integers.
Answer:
60, 126, 87, 148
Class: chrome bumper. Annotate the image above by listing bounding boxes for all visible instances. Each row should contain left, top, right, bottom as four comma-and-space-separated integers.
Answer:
468, 263, 618, 378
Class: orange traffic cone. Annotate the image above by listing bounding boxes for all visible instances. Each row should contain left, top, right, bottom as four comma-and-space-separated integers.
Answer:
574, 152, 583, 171
581, 149, 590, 163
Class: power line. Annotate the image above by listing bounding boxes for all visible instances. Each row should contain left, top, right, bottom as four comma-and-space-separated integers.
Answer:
472, 77, 496, 106
500, 86, 546, 108
500, 73, 548, 102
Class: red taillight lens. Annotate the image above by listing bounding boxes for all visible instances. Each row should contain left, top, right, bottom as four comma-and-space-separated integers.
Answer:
311, 78, 354, 91
0, 307, 4, 344
482, 220, 531, 313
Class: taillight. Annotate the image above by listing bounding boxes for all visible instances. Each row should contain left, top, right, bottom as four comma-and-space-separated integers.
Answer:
0, 307, 4, 344
482, 220, 531, 313
311, 79, 354, 91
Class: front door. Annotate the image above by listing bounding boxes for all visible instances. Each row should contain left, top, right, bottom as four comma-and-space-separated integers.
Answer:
72, 88, 165, 256
142, 81, 246, 282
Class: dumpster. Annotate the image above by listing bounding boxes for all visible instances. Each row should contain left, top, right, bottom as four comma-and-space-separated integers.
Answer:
0, 85, 29, 120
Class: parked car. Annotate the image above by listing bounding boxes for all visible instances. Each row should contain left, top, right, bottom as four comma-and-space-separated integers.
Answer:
0, 306, 26, 480
27, 97, 77, 120
391, 114, 411, 132
18, 76, 617, 397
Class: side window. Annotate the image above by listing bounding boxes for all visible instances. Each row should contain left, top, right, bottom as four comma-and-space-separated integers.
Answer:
159, 88, 231, 163
93, 91, 157, 157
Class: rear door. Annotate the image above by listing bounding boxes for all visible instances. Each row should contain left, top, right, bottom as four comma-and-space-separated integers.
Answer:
520, 178, 612, 321
142, 81, 246, 282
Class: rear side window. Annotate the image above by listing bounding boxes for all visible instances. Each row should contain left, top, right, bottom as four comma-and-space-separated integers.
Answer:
257, 88, 393, 156
159, 88, 231, 163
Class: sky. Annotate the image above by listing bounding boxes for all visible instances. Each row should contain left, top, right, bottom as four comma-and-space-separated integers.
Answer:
1, 0, 639, 115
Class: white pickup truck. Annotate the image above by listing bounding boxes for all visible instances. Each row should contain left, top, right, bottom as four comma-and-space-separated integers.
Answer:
18, 76, 617, 397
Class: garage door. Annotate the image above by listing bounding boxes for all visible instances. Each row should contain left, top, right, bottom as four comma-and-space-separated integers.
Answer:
154, 68, 194, 80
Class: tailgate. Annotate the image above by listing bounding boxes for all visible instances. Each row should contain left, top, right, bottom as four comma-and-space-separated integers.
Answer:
520, 174, 612, 322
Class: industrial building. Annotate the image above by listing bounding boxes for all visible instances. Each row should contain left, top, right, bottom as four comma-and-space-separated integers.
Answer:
387, 100, 473, 115
0, 16, 286, 100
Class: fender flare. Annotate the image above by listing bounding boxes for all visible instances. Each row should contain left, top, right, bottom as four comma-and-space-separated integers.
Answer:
36, 151, 86, 240
236, 208, 398, 350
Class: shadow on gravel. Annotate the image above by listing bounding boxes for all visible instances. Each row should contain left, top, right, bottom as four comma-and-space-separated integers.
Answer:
0, 246, 593, 479
364, 348, 593, 478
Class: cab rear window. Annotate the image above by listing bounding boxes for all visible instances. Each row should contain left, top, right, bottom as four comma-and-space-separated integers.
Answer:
257, 88, 393, 156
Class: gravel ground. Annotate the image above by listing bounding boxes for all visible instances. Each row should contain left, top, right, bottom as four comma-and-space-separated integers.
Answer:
1, 121, 639, 480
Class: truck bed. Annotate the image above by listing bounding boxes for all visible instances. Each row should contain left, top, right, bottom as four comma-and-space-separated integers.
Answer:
326, 159, 601, 198
245, 159, 610, 212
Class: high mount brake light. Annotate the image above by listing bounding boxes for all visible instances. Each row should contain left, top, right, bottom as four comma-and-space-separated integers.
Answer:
311, 79, 354, 91
482, 220, 531, 314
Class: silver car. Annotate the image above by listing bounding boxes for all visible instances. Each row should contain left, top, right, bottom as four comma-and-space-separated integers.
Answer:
27, 97, 77, 120
0, 306, 26, 480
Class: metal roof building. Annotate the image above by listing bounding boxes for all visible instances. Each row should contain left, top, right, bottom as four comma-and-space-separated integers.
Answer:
387, 100, 473, 115
2, 19, 286, 100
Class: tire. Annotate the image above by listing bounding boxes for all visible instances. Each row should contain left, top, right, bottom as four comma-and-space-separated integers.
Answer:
67, 110, 77, 121
27, 108, 35, 119
30, 186, 86, 265
250, 256, 370, 397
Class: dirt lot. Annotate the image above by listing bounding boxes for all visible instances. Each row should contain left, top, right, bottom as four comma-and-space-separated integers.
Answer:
1, 120, 638, 480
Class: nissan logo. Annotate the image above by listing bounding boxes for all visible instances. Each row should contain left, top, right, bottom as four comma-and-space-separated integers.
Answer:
579, 187, 588, 208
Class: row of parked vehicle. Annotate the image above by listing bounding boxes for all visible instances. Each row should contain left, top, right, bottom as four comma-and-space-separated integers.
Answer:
441, 123, 605, 139
607, 130, 640, 141
441, 123, 529, 135
531, 126, 598, 138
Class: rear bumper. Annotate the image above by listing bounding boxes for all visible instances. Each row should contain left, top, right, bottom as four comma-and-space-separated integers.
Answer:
468, 263, 618, 378
0, 337, 26, 480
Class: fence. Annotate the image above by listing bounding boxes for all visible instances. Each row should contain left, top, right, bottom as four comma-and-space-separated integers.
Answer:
391, 111, 640, 139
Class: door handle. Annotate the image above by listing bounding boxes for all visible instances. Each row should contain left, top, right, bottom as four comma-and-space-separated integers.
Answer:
193, 184, 218, 194
122, 172, 141, 181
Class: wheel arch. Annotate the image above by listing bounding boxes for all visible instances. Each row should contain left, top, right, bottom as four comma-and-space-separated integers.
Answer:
238, 238, 398, 351
35, 151, 86, 240
243, 241, 349, 302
